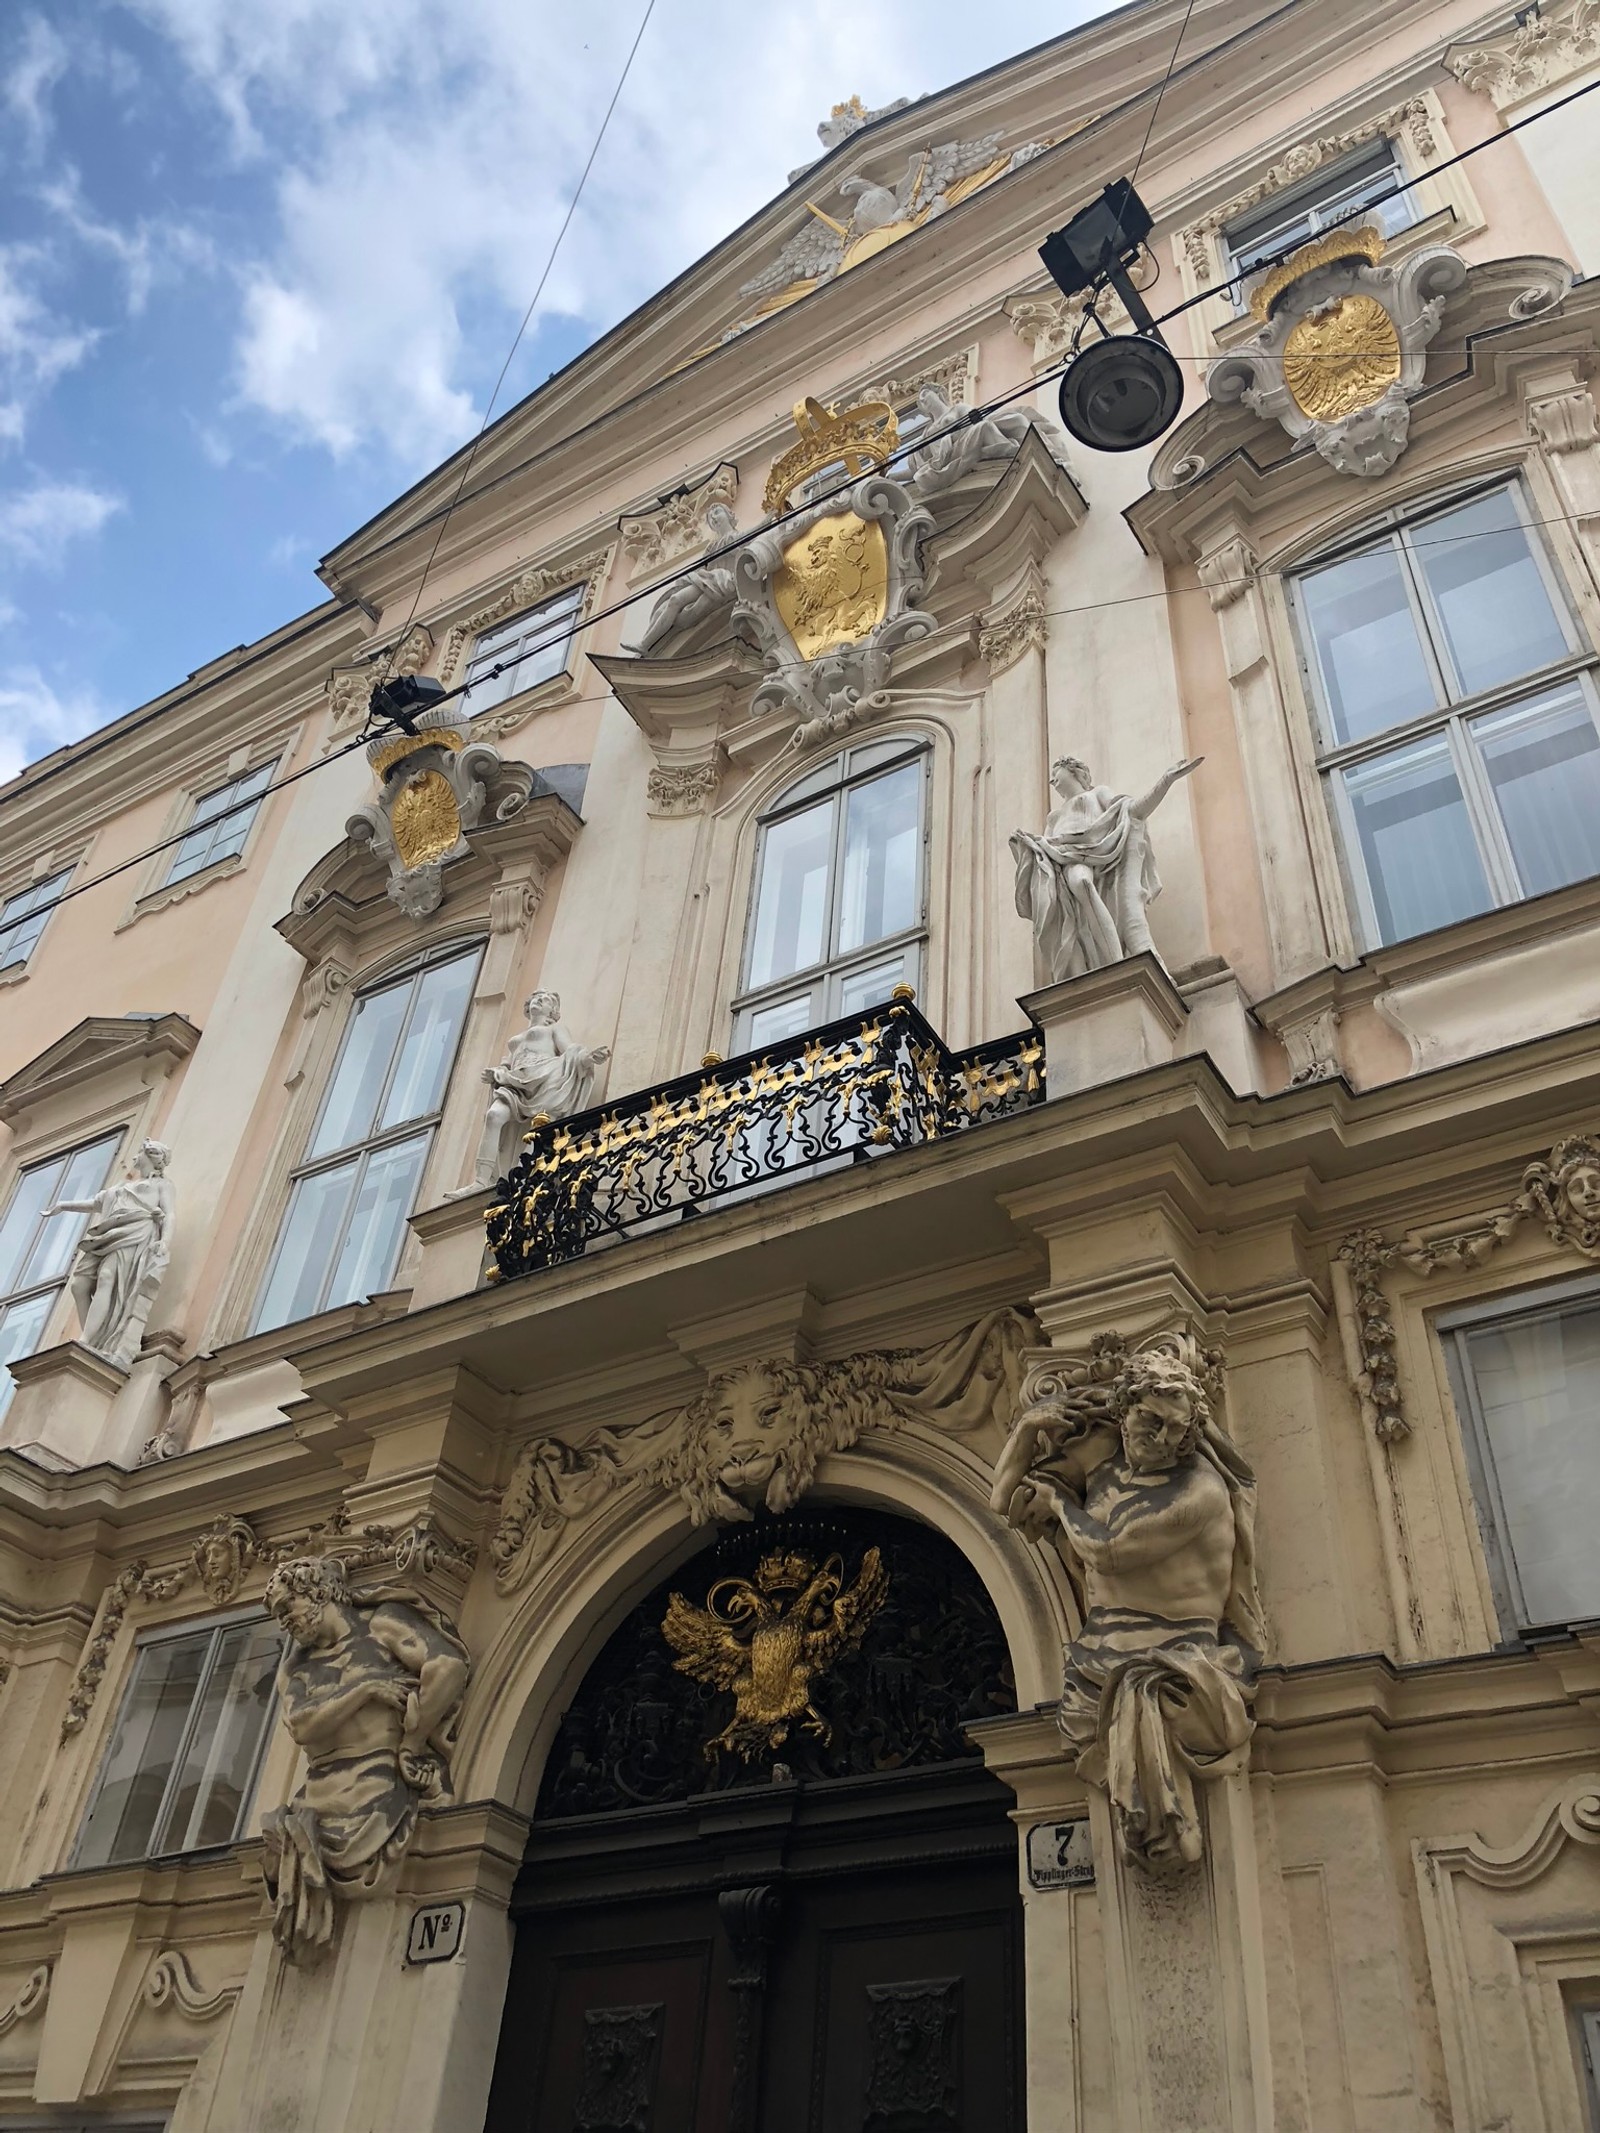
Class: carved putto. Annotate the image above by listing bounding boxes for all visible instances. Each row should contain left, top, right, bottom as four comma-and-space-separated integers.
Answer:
461, 991, 610, 1193
1207, 227, 1468, 477
260, 1556, 470, 1965
346, 703, 535, 918
1011, 753, 1201, 981
491, 1308, 1036, 1592
991, 1330, 1265, 1874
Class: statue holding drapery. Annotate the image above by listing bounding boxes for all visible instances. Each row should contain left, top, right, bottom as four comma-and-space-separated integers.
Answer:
1011, 754, 1201, 982
45, 1137, 174, 1369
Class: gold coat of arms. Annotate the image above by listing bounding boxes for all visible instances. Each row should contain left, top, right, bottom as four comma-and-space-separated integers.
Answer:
772, 513, 890, 661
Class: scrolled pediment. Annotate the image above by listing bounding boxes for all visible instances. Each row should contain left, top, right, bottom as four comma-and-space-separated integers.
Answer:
0, 1014, 201, 1131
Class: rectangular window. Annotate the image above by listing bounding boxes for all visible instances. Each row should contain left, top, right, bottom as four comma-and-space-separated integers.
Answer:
0, 1133, 123, 1416
0, 867, 73, 973
735, 740, 928, 1045
1442, 1285, 1600, 1632
1222, 141, 1417, 301
252, 944, 481, 1332
460, 585, 586, 715
161, 762, 276, 887
74, 1617, 281, 1869
1292, 482, 1599, 945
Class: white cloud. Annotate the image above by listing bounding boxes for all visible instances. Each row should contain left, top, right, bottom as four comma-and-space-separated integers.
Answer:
0, 244, 98, 445
0, 479, 123, 566
39, 169, 215, 317
3, 15, 69, 160
124, 0, 1108, 466
0, 666, 114, 785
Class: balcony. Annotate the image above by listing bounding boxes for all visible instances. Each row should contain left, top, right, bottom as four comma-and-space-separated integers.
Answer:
485, 991, 1044, 1279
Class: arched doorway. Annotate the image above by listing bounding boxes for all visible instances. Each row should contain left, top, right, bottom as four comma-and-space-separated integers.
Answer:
484, 1506, 1026, 2132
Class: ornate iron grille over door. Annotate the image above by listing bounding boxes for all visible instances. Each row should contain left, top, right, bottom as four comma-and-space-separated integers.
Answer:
484, 1510, 1025, 2133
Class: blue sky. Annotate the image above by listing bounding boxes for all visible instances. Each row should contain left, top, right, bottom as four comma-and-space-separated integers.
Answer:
0, 0, 1110, 782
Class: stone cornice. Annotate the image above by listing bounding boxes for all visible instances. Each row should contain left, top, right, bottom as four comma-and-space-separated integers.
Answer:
0, 1013, 201, 1130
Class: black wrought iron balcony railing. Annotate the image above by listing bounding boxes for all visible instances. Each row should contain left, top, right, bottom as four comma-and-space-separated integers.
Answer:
485, 989, 1044, 1279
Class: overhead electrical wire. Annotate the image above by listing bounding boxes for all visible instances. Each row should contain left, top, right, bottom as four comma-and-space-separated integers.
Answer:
16, 70, 1600, 920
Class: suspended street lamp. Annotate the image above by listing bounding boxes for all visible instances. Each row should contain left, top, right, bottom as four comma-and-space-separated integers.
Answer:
1039, 179, 1185, 453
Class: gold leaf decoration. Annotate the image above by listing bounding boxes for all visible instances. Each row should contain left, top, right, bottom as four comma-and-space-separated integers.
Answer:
1282, 295, 1402, 423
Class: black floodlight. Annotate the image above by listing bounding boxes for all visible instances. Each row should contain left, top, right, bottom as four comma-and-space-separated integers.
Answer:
369, 671, 446, 735
1039, 179, 1185, 453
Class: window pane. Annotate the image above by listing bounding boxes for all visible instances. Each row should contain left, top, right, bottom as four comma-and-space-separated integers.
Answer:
377, 950, 479, 1133
164, 829, 217, 885
17, 1135, 120, 1292
747, 801, 832, 988
0, 1157, 64, 1299
1463, 1301, 1600, 1625
747, 994, 816, 1047
0, 869, 70, 970
836, 954, 908, 1017
0, 1291, 57, 1413
253, 1159, 357, 1331
324, 1133, 429, 1309
771, 758, 842, 809
309, 978, 412, 1157
1342, 735, 1493, 942
75, 1633, 210, 1868
158, 1620, 281, 1854
1471, 687, 1600, 898
1413, 490, 1568, 698
1300, 543, 1439, 743
515, 588, 584, 694
838, 764, 920, 955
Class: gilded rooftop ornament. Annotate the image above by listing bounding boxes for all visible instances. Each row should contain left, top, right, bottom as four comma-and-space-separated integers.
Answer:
662, 1544, 888, 1760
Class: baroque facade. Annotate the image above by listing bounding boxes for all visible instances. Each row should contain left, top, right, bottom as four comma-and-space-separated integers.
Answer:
2, 2, 1600, 2127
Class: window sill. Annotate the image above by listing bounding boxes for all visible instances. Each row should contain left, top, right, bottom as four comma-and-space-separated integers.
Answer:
0, 960, 30, 988
464, 673, 578, 740
115, 850, 246, 932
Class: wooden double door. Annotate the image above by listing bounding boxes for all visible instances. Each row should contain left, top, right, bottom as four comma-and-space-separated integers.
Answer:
483, 1765, 1025, 2133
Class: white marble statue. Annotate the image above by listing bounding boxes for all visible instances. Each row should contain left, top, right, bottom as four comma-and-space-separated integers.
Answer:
468, 991, 609, 1189
1011, 754, 1201, 983
45, 1138, 174, 1369
904, 382, 1038, 496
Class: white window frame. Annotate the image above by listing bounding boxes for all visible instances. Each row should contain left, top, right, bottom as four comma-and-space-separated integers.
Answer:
1221, 138, 1417, 311
0, 866, 73, 977
251, 940, 483, 1332
158, 758, 278, 890
1288, 477, 1600, 948
0, 1129, 125, 1417
731, 739, 931, 1049
459, 583, 587, 717
1438, 1272, 1600, 1636
71, 1609, 282, 1869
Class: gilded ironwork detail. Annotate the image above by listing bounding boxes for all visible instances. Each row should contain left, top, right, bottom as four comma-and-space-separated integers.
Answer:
1282, 293, 1403, 422
486, 995, 1042, 1280
662, 1545, 888, 1760
772, 511, 889, 659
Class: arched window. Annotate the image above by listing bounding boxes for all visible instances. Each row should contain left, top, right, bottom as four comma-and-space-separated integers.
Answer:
252, 941, 482, 1331
1289, 479, 1600, 946
734, 738, 929, 1046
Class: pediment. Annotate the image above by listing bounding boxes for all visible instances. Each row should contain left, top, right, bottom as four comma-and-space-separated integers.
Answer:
0, 1014, 201, 1129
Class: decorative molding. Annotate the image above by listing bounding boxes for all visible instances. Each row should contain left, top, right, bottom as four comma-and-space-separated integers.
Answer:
488, 878, 543, 934
620, 464, 738, 581
1446, 0, 1600, 111
436, 542, 614, 690
346, 704, 538, 921
325, 624, 435, 740
1196, 536, 1258, 612
299, 956, 353, 1019
491, 1307, 1037, 1593
1177, 96, 1440, 287
144, 1949, 241, 2022
978, 585, 1047, 673
1004, 259, 1153, 371
0, 1965, 49, 2037
857, 344, 979, 415
62, 1562, 156, 1740
1336, 1127, 1600, 1441
646, 761, 722, 817
1334, 1230, 1408, 1442
1527, 383, 1600, 455
1282, 1005, 1341, 1086
0, 1013, 200, 1132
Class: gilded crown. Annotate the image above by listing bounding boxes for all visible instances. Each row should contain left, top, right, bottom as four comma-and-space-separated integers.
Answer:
365, 703, 469, 780
1249, 223, 1387, 322
762, 395, 900, 513
755, 1549, 817, 1595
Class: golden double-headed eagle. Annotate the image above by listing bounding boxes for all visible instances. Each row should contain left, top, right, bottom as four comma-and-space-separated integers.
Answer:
662, 1546, 888, 1761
